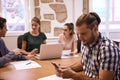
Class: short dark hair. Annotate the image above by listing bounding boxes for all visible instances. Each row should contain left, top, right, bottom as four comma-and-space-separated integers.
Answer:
76, 12, 101, 29
0, 17, 7, 29
64, 23, 75, 36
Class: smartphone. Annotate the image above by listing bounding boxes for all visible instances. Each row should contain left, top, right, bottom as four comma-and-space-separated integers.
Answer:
51, 62, 59, 68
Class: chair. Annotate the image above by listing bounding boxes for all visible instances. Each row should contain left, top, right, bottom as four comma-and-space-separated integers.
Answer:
17, 35, 23, 49
77, 34, 81, 53
113, 40, 119, 47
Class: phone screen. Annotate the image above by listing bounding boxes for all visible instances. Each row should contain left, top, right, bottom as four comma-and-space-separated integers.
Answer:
51, 62, 59, 68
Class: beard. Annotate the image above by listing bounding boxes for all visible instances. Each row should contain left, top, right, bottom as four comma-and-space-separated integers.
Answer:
84, 32, 95, 46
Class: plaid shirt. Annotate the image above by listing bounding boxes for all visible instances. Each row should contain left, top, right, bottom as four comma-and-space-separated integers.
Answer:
81, 33, 120, 80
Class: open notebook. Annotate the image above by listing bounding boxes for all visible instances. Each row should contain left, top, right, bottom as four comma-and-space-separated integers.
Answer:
35, 43, 64, 60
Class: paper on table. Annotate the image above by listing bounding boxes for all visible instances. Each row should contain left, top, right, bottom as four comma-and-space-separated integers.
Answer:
62, 50, 71, 56
10, 60, 41, 70
61, 55, 79, 58
38, 74, 71, 80
61, 50, 79, 58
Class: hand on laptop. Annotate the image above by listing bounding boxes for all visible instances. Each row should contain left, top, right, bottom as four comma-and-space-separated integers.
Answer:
25, 53, 36, 60
12, 48, 22, 55
25, 48, 38, 60
30, 48, 38, 55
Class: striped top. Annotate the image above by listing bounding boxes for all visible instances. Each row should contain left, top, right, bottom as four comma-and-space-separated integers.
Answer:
81, 33, 120, 80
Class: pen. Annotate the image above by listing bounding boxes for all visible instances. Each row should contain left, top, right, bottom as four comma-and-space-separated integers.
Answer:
26, 62, 31, 65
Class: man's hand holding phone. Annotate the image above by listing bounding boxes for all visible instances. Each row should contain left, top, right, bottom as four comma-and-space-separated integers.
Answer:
51, 62, 60, 69
51, 62, 62, 77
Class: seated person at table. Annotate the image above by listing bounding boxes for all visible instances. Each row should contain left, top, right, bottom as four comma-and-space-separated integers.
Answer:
58, 23, 78, 55
55, 12, 120, 80
21, 17, 47, 55
0, 17, 36, 67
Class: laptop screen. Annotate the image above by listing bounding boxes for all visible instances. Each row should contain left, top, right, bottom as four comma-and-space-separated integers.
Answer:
36, 43, 64, 60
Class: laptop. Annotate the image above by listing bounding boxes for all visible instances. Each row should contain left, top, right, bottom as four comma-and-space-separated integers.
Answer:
35, 43, 64, 60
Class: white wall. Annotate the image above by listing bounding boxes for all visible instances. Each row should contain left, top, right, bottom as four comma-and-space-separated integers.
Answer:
2, 36, 17, 50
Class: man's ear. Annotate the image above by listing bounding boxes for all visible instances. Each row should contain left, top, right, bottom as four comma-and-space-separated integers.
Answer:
93, 25, 98, 32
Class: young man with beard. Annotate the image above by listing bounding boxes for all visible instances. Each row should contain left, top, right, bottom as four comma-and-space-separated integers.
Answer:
55, 12, 120, 80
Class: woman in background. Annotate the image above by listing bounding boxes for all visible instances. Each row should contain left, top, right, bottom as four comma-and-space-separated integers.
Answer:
58, 23, 78, 55
21, 17, 47, 55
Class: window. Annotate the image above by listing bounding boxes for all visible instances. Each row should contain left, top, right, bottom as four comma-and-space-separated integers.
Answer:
90, 0, 120, 31
109, 0, 120, 29
1, 0, 34, 36
90, 0, 120, 39
2, 0, 26, 31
